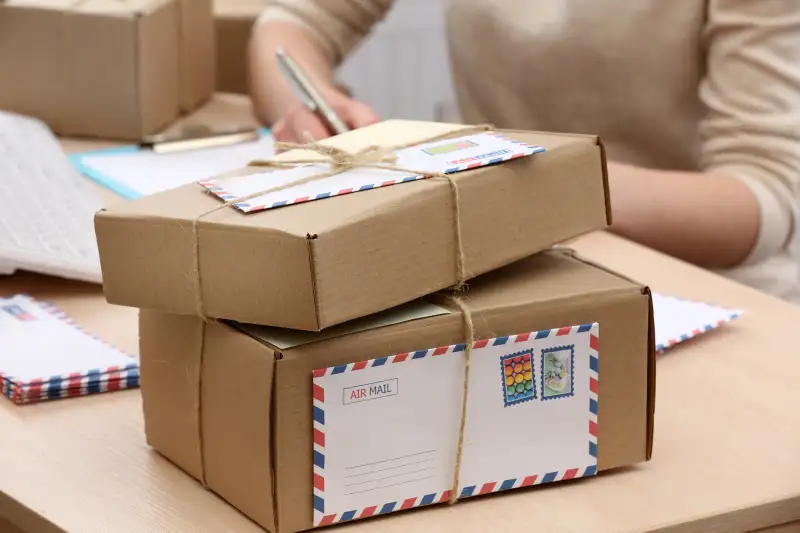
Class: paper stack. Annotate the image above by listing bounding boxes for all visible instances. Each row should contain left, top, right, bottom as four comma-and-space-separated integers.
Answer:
0, 295, 138, 405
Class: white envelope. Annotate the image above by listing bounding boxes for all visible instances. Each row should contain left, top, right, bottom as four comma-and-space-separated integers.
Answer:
201, 132, 545, 213
311, 323, 599, 526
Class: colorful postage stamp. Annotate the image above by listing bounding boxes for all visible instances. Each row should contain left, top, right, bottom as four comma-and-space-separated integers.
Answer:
541, 345, 574, 400
500, 350, 536, 406
423, 139, 478, 156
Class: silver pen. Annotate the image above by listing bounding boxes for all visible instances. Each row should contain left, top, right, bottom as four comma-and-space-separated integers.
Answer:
275, 46, 350, 136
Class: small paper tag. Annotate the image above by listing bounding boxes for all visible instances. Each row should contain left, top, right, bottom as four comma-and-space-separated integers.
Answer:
311, 323, 598, 527
200, 132, 545, 213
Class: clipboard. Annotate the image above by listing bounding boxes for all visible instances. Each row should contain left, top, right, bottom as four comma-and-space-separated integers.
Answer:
70, 127, 273, 200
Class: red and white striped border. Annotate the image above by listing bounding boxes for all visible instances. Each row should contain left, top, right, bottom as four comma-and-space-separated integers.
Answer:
312, 322, 599, 527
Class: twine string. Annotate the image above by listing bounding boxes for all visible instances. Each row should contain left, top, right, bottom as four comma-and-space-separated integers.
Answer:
189, 124, 491, 486
442, 294, 475, 504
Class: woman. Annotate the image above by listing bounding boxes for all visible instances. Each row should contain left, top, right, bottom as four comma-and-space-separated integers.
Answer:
248, 1, 800, 302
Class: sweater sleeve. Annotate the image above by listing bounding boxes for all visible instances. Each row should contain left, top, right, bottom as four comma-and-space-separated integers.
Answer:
257, 0, 394, 65
699, 0, 800, 265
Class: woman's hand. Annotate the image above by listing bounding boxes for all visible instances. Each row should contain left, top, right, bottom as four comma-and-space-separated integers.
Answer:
271, 89, 381, 143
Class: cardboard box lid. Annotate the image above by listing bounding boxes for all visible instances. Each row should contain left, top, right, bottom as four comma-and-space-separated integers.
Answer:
139, 250, 655, 533
97, 120, 611, 330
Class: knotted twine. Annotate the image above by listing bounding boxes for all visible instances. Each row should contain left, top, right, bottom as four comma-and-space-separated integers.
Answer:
190, 125, 491, 501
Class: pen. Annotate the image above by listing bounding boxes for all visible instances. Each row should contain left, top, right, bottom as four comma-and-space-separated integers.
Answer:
275, 46, 350, 136
141, 127, 261, 154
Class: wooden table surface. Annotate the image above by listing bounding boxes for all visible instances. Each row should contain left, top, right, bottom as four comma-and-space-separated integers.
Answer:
1, 95, 799, 533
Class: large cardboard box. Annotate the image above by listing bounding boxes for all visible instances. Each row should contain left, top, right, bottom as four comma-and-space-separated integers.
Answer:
139, 250, 656, 533
0, 0, 216, 140
213, 0, 267, 94
96, 120, 612, 330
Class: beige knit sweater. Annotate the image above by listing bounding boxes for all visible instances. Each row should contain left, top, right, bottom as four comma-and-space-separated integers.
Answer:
259, 0, 800, 301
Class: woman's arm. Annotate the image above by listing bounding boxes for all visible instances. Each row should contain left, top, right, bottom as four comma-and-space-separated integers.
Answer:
608, 0, 800, 269
248, 1, 393, 132
607, 162, 761, 268
248, 20, 338, 126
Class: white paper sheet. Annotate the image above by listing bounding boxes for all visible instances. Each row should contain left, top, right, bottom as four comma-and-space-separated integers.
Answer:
312, 323, 598, 526
202, 132, 545, 213
652, 293, 742, 352
0, 295, 136, 383
75, 134, 275, 198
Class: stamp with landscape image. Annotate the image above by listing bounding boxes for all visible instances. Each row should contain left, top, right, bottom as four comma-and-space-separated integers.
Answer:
541, 345, 574, 400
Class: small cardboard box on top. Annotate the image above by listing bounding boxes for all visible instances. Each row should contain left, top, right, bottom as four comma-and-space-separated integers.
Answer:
96, 120, 612, 331
139, 250, 656, 533
0, 0, 216, 140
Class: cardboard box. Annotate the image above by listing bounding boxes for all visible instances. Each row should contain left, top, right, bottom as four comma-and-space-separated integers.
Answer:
96, 120, 612, 330
213, 0, 267, 94
139, 250, 656, 533
0, 0, 215, 140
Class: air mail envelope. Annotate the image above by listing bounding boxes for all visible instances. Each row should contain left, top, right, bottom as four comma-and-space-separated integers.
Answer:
200, 132, 545, 213
311, 322, 600, 525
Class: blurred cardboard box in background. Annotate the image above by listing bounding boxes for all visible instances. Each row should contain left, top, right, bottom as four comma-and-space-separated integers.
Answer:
0, 0, 215, 140
213, 0, 267, 94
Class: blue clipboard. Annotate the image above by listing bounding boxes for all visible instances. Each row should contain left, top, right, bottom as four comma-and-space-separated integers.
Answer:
70, 128, 272, 200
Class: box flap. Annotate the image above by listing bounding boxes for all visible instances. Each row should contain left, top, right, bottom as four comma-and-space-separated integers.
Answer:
235, 299, 450, 350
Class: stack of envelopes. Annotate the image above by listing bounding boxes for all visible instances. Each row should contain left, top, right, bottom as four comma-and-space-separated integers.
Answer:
95, 120, 655, 532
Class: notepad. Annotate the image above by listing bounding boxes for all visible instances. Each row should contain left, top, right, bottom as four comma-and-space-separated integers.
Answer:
71, 129, 274, 200
652, 293, 742, 354
0, 295, 139, 405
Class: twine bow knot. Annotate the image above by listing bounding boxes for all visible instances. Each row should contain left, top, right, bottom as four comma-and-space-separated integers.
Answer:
268, 142, 398, 170
246, 139, 448, 185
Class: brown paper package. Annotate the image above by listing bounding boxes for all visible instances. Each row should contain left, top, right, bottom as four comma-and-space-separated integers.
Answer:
0, 0, 215, 140
139, 250, 656, 533
97, 120, 612, 330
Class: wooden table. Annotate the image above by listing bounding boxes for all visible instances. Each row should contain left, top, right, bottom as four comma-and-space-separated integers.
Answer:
1, 95, 799, 533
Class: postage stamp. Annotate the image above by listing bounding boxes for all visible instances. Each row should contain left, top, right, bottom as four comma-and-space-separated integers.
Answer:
423, 139, 478, 156
500, 350, 536, 407
541, 345, 575, 400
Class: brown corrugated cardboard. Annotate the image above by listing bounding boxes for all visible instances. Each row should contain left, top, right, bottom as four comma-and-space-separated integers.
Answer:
96, 120, 612, 330
0, 0, 214, 140
213, 0, 267, 94
139, 250, 656, 533
180, 0, 216, 111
